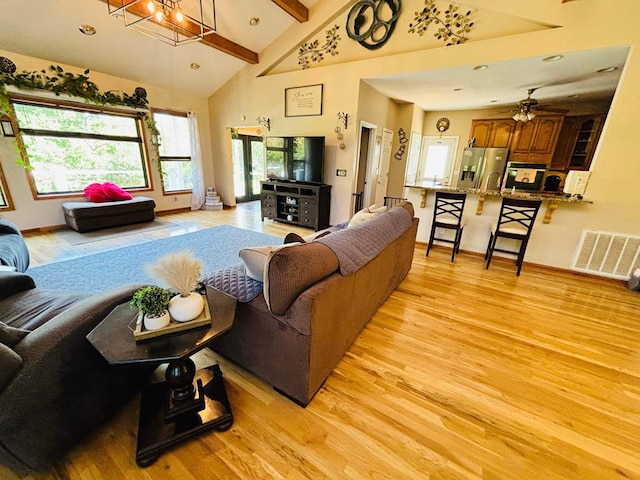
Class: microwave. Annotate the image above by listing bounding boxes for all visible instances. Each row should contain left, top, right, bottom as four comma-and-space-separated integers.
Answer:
502, 162, 547, 192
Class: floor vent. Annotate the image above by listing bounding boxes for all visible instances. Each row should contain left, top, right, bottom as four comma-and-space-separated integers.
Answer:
572, 230, 640, 279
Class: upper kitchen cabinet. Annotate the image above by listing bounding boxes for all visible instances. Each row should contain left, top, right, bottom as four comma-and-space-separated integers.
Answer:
550, 115, 604, 171
510, 115, 564, 164
470, 119, 515, 148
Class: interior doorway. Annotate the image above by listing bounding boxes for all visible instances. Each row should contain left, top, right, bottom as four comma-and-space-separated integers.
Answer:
354, 121, 380, 213
231, 131, 264, 203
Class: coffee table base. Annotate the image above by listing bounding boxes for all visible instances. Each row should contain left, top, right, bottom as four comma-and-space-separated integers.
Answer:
136, 364, 233, 467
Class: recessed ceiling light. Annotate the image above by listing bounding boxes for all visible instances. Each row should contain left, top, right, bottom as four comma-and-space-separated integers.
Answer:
490, 100, 498, 103
473, 65, 488, 71
79, 24, 96, 36
597, 67, 618, 73
567, 94, 581, 99
543, 55, 563, 62
453, 88, 462, 92
190, 62, 200, 70
249, 17, 260, 27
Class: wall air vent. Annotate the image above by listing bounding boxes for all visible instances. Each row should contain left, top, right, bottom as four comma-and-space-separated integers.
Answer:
572, 230, 640, 279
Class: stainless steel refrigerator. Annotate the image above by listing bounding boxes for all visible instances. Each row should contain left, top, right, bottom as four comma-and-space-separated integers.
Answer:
456, 147, 509, 191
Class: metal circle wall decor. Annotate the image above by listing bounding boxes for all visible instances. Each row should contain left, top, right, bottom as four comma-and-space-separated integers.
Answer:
436, 117, 450, 132
346, 0, 402, 50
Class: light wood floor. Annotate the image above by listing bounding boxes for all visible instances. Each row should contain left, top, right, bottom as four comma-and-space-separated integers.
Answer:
5, 204, 640, 480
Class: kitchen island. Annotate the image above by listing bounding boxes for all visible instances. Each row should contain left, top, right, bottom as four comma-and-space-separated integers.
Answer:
405, 182, 593, 224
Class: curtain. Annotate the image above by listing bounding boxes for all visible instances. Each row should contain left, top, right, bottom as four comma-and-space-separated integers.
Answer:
187, 111, 205, 210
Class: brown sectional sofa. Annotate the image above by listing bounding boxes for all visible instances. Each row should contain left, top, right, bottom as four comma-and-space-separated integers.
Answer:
211, 202, 418, 406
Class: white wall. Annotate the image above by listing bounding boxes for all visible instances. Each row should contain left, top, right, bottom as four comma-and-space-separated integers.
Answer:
209, 0, 640, 270
0, 50, 212, 230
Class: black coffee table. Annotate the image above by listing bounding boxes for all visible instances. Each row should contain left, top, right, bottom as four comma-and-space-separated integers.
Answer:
87, 286, 237, 467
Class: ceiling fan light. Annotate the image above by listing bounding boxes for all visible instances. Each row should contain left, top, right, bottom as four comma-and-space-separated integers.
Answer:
527, 111, 536, 120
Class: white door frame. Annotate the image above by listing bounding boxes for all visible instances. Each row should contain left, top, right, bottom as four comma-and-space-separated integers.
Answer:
374, 128, 393, 206
353, 120, 378, 211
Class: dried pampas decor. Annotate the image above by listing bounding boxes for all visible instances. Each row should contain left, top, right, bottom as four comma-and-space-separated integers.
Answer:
147, 251, 205, 322
147, 251, 202, 296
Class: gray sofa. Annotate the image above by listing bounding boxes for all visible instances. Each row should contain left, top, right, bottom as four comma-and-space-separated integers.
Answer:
0, 220, 151, 472
208, 202, 419, 406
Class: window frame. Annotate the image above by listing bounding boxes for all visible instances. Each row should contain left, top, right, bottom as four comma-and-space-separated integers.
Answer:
10, 95, 152, 199
0, 159, 14, 211
152, 108, 193, 195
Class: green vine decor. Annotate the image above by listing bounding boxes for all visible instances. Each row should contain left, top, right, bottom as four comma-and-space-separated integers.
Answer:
408, 1, 474, 46
298, 25, 341, 70
0, 63, 149, 116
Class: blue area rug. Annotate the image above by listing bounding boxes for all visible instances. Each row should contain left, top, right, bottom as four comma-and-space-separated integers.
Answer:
27, 225, 282, 294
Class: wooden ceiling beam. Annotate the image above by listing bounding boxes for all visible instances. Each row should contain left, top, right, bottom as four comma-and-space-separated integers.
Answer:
271, 0, 309, 23
100, 0, 258, 64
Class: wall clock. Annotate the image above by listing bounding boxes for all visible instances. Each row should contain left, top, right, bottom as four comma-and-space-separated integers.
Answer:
436, 117, 450, 132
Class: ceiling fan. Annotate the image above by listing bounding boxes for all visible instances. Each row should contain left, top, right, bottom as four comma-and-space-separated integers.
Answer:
511, 88, 568, 122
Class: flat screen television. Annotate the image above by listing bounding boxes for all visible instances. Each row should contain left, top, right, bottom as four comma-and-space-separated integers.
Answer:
265, 136, 325, 184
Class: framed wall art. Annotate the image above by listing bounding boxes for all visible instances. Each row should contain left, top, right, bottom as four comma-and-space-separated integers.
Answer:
285, 84, 323, 117
0, 119, 14, 137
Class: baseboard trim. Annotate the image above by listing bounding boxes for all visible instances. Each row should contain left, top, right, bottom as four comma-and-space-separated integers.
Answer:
418, 242, 626, 285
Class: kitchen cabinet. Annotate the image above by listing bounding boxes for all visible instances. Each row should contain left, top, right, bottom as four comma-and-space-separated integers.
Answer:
469, 119, 515, 148
550, 115, 603, 171
509, 115, 564, 164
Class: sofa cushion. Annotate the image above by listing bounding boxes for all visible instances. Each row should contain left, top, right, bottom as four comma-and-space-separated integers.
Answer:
0, 219, 30, 273
0, 288, 85, 331
263, 242, 339, 315
317, 205, 414, 275
0, 322, 30, 347
0, 343, 22, 390
0, 272, 36, 301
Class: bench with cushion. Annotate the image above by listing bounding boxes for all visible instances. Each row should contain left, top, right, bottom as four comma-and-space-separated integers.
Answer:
62, 196, 156, 233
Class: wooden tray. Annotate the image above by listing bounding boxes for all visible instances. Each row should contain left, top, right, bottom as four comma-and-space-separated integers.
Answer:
133, 295, 211, 341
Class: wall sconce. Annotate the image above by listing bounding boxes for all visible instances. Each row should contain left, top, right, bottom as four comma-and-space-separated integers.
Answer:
336, 112, 348, 130
256, 117, 270, 131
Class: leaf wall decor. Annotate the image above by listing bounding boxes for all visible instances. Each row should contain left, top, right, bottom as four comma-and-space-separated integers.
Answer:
408, 1, 474, 46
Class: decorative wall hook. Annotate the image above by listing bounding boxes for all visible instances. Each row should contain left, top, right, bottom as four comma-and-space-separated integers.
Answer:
256, 117, 270, 131
337, 112, 348, 130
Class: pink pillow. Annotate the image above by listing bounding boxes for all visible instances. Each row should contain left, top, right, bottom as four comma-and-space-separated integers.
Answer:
84, 183, 110, 203
102, 182, 133, 201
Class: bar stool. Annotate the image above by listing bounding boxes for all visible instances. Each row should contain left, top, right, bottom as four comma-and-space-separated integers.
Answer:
484, 197, 542, 276
383, 196, 407, 208
426, 191, 467, 262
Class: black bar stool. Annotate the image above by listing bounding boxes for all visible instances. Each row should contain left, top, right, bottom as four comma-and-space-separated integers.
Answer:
426, 191, 467, 262
484, 197, 542, 276
383, 196, 407, 208
352, 192, 363, 215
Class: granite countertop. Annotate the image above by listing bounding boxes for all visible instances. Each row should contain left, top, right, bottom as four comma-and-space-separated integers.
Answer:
405, 182, 592, 204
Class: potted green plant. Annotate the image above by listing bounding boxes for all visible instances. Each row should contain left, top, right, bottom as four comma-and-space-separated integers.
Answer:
130, 285, 171, 330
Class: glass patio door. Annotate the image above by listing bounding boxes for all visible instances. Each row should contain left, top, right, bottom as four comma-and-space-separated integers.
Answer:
232, 134, 264, 202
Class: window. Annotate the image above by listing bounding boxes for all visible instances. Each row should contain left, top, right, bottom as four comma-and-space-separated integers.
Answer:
12, 100, 149, 196
418, 136, 459, 185
154, 111, 193, 193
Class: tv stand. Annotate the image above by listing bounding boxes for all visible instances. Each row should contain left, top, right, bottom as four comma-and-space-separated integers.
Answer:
261, 180, 331, 231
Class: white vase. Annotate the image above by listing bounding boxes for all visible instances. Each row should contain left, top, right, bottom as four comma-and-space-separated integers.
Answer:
169, 292, 204, 322
143, 310, 170, 330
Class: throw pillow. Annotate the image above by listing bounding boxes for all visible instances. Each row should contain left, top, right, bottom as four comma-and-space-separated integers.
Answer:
0, 322, 30, 347
348, 208, 378, 227
284, 232, 305, 244
102, 182, 133, 201
239, 243, 301, 282
84, 183, 110, 203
